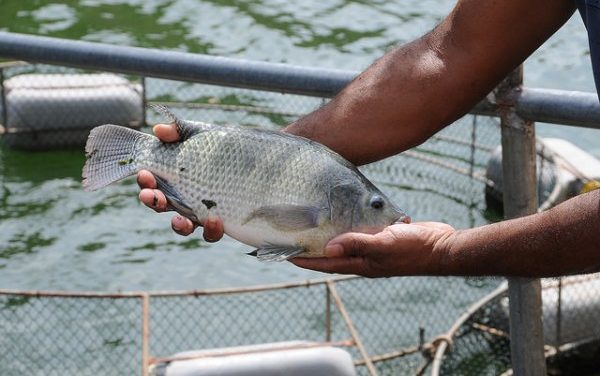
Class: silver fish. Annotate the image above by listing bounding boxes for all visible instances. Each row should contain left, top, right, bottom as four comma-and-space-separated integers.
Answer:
82, 106, 409, 261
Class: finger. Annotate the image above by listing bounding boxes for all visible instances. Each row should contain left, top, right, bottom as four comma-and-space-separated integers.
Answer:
153, 123, 180, 143
202, 217, 225, 243
139, 189, 168, 212
137, 170, 157, 189
290, 257, 369, 276
171, 215, 196, 236
324, 232, 375, 258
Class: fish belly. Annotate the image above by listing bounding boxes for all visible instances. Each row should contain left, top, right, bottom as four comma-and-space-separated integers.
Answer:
224, 222, 296, 249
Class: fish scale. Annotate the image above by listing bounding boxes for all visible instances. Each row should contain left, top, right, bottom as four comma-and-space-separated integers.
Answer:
82, 107, 409, 261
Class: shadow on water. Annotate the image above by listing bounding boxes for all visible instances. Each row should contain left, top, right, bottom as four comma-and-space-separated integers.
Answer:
0, 146, 85, 184
0, 232, 57, 260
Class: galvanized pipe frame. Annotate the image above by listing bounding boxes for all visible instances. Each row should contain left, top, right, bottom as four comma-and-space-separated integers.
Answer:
0, 31, 599, 129
498, 68, 546, 376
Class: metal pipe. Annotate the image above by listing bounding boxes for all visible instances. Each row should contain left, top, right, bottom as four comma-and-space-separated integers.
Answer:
0, 32, 599, 129
0, 67, 7, 128
141, 293, 150, 376
0, 275, 358, 298
517, 88, 600, 128
141, 76, 147, 127
0, 31, 353, 98
499, 68, 547, 375
326, 285, 332, 342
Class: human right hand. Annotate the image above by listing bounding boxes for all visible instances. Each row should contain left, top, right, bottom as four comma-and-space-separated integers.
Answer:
291, 222, 456, 277
137, 123, 225, 242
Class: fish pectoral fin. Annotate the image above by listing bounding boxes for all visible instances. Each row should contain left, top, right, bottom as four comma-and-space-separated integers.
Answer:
149, 104, 211, 140
153, 174, 199, 224
249, 244, 305, 262
244, 204, 324, 231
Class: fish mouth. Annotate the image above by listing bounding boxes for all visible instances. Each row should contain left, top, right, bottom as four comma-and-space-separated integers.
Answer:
394, 214, 411, 225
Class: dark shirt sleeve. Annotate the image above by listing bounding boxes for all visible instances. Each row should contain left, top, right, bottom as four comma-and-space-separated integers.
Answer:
576, 0, 600, 99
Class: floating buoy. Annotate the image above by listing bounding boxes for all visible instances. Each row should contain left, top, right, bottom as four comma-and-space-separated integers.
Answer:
0, 73, 143, 150
485, 138, 600, 213
150, 341, 356, 376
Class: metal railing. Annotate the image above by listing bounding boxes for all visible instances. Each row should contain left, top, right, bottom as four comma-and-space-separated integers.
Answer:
0, 31, 599, 375
0, 31, 599, 129
0, 276, 454, 376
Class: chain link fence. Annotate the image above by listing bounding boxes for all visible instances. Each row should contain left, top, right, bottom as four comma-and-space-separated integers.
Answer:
1, 62, 599, 375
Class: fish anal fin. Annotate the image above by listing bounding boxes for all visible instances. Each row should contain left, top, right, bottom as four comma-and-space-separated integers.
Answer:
253, 244, 305, 262
244, 204, 324, 231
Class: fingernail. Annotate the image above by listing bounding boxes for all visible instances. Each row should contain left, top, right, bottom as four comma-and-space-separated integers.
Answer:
172, 216, 183, 231
205, 218, 216, 230
152, 191, 158, 207
325, 243, 343, 257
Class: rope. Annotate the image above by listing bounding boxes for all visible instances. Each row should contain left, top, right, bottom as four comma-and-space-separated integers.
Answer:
420, 334, 454, 358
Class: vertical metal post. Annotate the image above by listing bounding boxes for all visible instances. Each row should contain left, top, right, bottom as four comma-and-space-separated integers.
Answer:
0, 67, 7, 128
141, 293, 150, 376
325, 285, 332, 342
141, 76, 147, 127
499, 67, 546, 375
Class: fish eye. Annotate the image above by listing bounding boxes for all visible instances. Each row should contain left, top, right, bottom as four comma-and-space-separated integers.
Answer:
370, 195, 384, 209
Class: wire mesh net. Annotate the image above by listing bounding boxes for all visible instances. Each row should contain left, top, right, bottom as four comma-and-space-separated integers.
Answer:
1, 62, 599, 376
437, 274, 600, 376
0, 294, 143, 375
150, 286, 330, 355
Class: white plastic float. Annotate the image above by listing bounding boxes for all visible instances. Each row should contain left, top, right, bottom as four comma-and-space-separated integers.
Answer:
508, 275, 600, 347
149, 341, 357, 376
485, 137, 600, 211
0, 73, 143, 150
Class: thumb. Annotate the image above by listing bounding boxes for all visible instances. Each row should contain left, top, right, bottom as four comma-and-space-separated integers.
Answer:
325, 232, 376, 258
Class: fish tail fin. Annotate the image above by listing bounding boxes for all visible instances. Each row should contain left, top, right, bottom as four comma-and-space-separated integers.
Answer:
82, 125, 152, 191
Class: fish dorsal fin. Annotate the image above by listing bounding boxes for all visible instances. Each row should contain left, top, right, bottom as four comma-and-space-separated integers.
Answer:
149, 104, 212, 140
248, 244, 305, 262
149, 104, 179, 124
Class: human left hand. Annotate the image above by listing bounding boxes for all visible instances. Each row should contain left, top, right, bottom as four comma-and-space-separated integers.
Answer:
290, 222, 456, 277
137, 123, 225, 242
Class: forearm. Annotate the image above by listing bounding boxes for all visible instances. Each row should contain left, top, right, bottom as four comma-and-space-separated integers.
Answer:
442, 190, 600, 277
285, 38, 459, 165
284, 0, 574, 165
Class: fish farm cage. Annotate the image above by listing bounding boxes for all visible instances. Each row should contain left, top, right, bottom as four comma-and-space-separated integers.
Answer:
1, 32, 600, 376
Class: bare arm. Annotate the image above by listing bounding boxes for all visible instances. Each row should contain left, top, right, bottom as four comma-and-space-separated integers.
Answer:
445, 189, 600, 277
285, 0, 575, 164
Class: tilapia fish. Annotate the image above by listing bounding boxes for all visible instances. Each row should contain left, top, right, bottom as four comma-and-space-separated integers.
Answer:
82, 106, 409, 261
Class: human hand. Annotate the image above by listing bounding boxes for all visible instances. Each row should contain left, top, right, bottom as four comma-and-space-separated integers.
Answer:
137, 123, 225, 242
291, 222, 456, 277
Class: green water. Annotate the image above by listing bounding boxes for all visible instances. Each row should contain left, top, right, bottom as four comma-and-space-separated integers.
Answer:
0, 0, 599, 291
